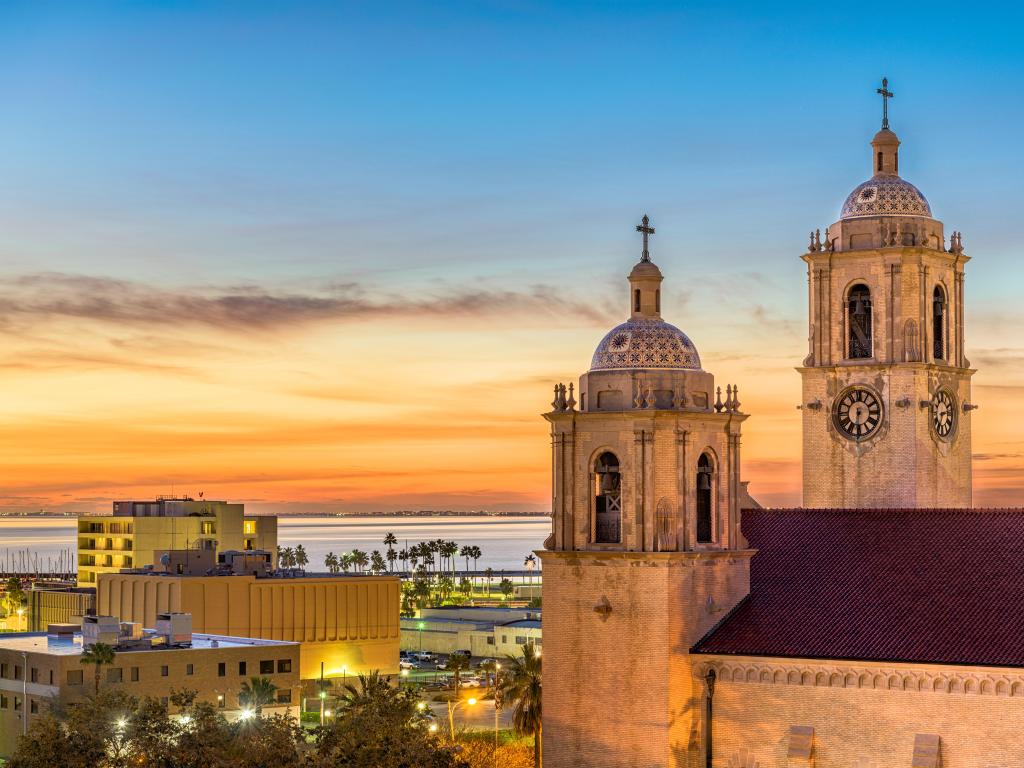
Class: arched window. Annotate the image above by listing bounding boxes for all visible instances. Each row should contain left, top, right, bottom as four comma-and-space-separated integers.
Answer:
847, 284, 873, 359
696, 453, 714, 544
633, 289, 641, 313
933, 285, 947, 361
593, 452, 621, 544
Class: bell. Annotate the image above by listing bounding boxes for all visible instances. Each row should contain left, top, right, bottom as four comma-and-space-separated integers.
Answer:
852, 297, 866, 317
697, 472, 711, 491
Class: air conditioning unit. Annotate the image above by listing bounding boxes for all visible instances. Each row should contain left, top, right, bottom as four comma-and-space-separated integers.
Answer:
155, 612, 193, 647
82, 615, 120, 647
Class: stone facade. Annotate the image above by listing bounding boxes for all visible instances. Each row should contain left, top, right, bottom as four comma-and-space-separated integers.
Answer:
694, 655, 1024, 768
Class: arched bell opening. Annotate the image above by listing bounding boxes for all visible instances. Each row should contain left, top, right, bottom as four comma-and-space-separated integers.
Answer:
593, 452, 622, 544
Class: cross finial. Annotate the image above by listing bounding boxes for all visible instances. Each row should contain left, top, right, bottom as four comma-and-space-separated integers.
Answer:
876, 77, 894, 130
636, 214, 655, 262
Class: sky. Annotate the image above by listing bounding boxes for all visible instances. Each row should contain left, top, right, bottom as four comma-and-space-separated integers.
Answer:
2, 1, 1024, 514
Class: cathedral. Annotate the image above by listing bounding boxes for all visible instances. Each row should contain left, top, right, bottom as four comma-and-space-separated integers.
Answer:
540, 84, 1024, 768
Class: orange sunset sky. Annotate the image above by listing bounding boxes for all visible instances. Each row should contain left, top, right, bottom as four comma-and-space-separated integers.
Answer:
2, 5, 1023, 515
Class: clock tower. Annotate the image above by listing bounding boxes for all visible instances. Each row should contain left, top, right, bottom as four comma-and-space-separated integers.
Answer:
800, 82, 973, 508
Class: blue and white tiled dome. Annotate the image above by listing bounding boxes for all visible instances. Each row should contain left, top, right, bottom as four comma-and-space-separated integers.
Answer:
841, 176, 932, 219
590, 318, 701, 371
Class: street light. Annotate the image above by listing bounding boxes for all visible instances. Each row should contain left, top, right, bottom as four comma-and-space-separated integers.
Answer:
447, 696, 477, 739
417, 621, 425, 651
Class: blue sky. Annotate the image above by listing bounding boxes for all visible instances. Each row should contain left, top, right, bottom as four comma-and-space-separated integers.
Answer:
2, 2, 1024, 511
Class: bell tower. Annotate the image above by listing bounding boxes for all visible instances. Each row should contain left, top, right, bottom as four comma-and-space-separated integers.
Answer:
800, 80, 974, 508
540, 216, 755, 768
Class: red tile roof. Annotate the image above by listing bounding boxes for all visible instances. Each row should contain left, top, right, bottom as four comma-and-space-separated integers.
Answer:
692, 508, 1024, 667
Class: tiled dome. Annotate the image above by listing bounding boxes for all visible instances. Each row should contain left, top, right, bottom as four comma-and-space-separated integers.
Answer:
590, 318, 701, 371
841, 176, 932, 219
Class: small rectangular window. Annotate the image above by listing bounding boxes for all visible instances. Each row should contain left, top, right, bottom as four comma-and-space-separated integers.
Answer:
186, 664, 194, 676
0, 663, 7, 679
67, 669, 83, 685
260, 660, 274, 675
0, 695, 8, 709
30, 667, 38, 683
30, 700, 39, 714
276, 690, 292, 704
107, 668, 122, 683
516, 636, 527, 645
131, 667, 139, 682
161, 666, 169, 677
14, 697, 22, 712
277, 659, 291, 673
49, 670, 54, 685
486, 637, 495, 645
238, 661, 247, 676
218, 662, 226, 677
13, 666, 22, 680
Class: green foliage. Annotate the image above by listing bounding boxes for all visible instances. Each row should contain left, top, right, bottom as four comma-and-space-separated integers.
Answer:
238, 677, 277, 713
499, 579, 514, 601
501, 642, 542, 767
79, 642, 116, 694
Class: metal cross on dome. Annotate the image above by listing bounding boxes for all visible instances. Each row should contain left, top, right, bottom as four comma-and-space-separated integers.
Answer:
636, 214, 655, 262
876, 77, 894, 130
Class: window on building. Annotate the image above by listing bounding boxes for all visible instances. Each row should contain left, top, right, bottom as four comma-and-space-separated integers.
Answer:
933, 285, 947, 360
186, 664, 194, 676
218, 663, 226, 677
13, 666, 22, 680
593, 452, 622, 544
0, 695, 8, 709
277, 660, 292, 673
1, 663, 7, 679
30, 667, 38, 683
486, 637, 495, 646
218, 695, 226, 708
244, 521, 256, 535
697, 453, 715, 544
276, 690, 292, 704
502, 635, 508, 644
30, 700, 38, 714
238, 661, 247, 676
633, 289, 641, 312
49, 670, 53, 685
14, 697, 22, 711
107, 668, 122, 684
130, 667, 139, 682
161, 666, 169, 678
260, 660, 273, 675
847, 283, 873, 359
516, 636, 527, 645
655, 289, 660, 313
67, 670, 83, 686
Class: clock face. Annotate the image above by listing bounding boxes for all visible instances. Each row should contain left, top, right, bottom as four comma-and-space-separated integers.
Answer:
834, 387, 883, 441
933, 390, 956, 439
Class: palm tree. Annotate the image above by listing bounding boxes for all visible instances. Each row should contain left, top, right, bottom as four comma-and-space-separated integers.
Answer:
468, 545, 482, 571
524, 553, 537, 593
370, 550, 386, 574
485, 567, 494, 597
294, 544, 308, 572
386, 548, 398, 573
460, 545, 472, 572
325, 552, 339, 574
238, 676, 278, 714
351, 549, 369, 573
340, 553, 353, 573
398, 548, 409, 572
280, 547, 296, 569
383, 533, 398, 572
502, 642, 543, 767
444, 652, 471, 694
80, 641, 116, 694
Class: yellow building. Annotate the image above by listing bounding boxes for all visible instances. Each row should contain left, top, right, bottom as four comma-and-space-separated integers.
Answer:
97, 572, 400, 681
77, 497, 277, 585
0, 616, 299, 759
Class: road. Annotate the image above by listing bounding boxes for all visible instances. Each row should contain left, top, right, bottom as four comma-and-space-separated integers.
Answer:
428, 698, 514, 733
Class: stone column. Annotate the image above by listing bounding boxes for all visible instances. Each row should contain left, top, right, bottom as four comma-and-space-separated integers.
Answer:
676, 427, 690, 551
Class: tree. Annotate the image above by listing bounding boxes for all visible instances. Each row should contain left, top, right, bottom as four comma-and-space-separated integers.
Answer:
459, 577, 473, 598
499, 578, 514, 602
443, 652, 471, 694
438, 576, 455, 603
383, 532, 398, 573
351, 550, 369, 573
80, 641, 116, 694
485, 568, 494, 597
294, 545, 308, 572
238, 676, 278, 714
325, 552, 339, 574
279, 547, 296, 569
386, 548, 398, 573
398, 548, 409, 572
460, 545, 472, 572
468, 546, 482, 571
370, 550, 386, 574
316, 672, 463, 768
501, 642, 543, 767
4, 576, 26, 615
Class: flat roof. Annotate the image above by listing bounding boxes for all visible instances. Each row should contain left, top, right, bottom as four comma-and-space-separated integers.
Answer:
0, 632, 296, 657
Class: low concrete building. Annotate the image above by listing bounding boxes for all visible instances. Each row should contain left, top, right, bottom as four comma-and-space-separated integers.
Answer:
28, 586, 96, 632
401, 607, 542, 657
97, 572, 400, 680
0, 614, 299, 759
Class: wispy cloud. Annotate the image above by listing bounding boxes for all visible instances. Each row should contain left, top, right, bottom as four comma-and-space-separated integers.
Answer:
0, 273, 617, 331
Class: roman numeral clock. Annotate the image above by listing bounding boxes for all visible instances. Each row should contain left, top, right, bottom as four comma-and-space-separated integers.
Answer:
833, 387, 882, 440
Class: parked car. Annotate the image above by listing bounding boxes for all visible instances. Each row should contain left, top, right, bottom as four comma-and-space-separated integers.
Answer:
399, 659, 420, 670
413, 652, 435, 662
436, 660, 450, 670
459, 677, 482, 688
475, 658, 497, 669
452, 649, 471, 658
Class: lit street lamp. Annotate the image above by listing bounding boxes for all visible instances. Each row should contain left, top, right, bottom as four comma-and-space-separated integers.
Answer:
447, 696, 477, 739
